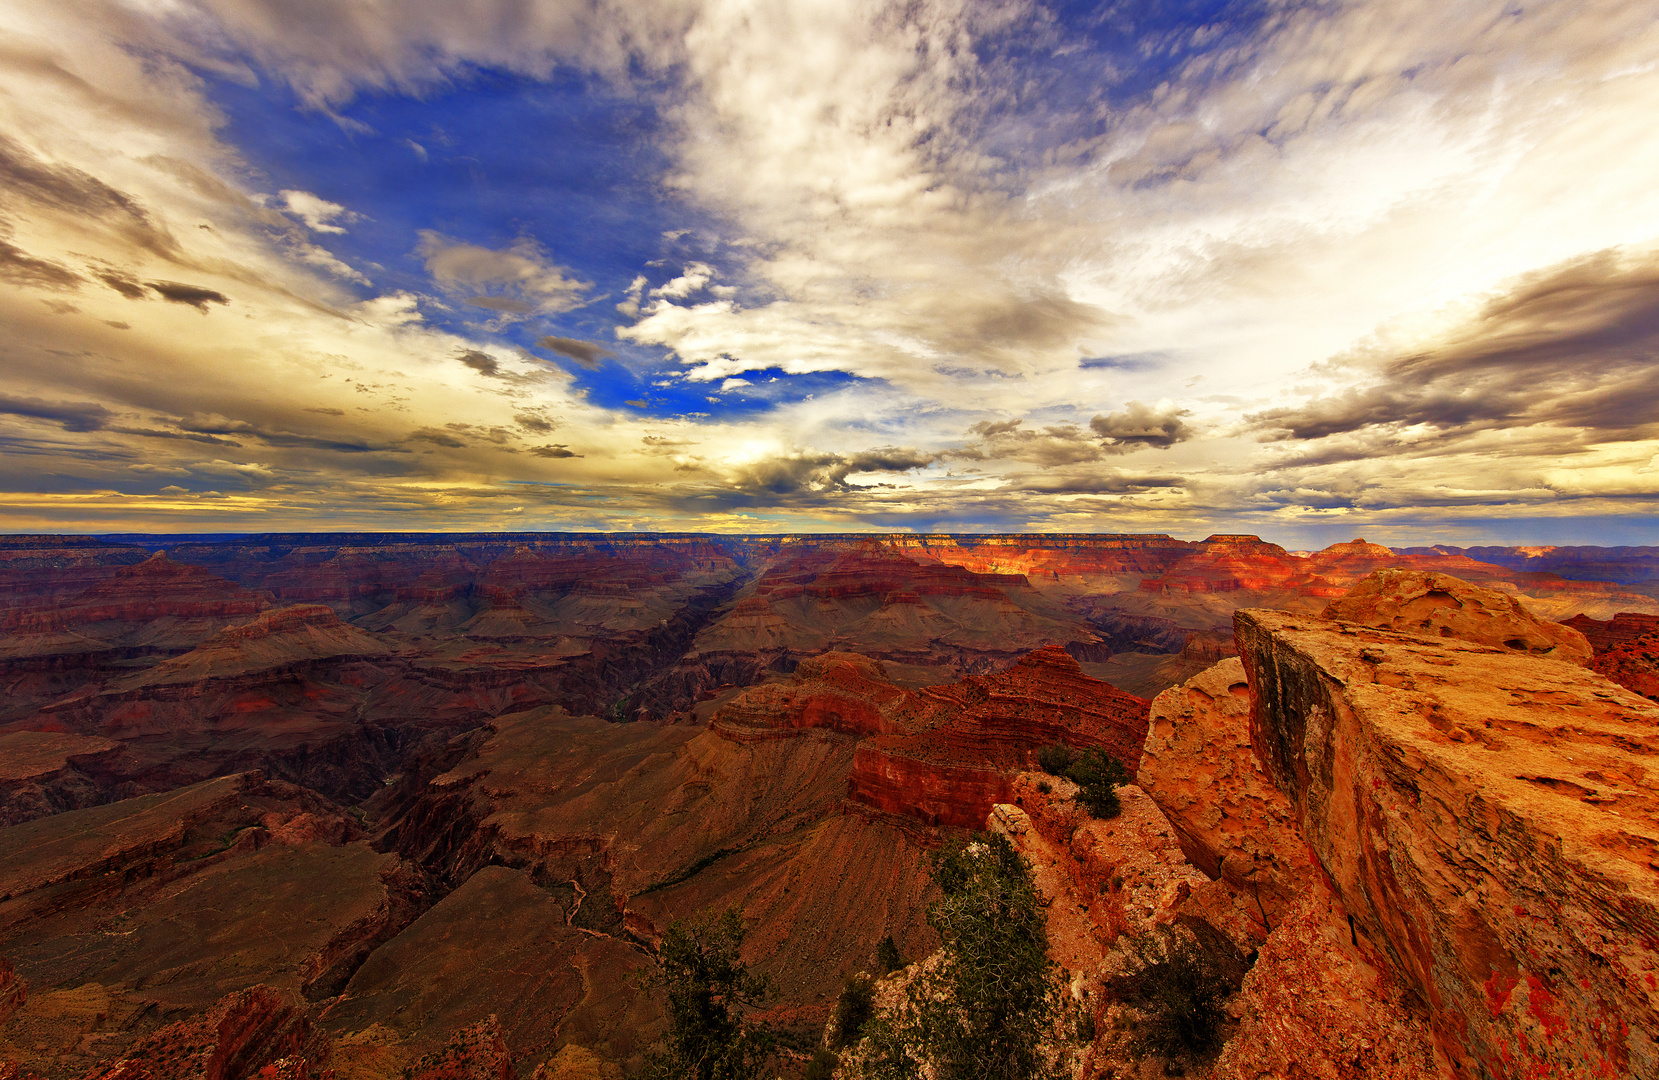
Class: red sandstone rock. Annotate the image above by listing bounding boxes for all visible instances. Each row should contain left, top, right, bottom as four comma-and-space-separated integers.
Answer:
1237, 607, 1659, 1079
1213, 888, 1445, 1080
1590, 630, 1659, 701
86, 985, 308, 1080
848, 646, 1148, 828
1321, 568, 1593, 664
1566, 611, 1659, 653
404, 1016, 515, 1080
0, 958, 24, 1029
1138, 658, 1314, 927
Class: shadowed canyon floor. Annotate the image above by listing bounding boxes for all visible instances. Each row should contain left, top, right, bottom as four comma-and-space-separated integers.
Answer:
0, 534, 1656, 1077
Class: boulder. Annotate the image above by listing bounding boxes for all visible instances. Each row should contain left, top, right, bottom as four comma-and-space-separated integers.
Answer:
1236, 607, 1659, 1079
1321, 569, 1591, 665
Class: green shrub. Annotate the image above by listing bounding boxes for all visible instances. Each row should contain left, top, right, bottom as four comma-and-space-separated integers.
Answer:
865, 833, 1062, 1080
1063, 748, 1131, 820
1105, 922, 1246, 1062
803, 1048, 839, 1080
636, 907, 775, 1080
1034, 744, 1077, 776
833, 973, 875, 1048
876, 934, 903, 975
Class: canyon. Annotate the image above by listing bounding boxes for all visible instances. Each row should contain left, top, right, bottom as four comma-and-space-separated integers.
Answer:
0, 533, 1655, 1078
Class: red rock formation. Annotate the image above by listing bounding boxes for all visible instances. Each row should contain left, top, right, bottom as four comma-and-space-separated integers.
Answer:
404, 1017, 515, 1080
0, 958, 24, 1028
1137, 657, 1314, 925
1237, 607, 1659, 1079
1138, 535, 1306, 595
84, 985, 309, 1080
1563, 610, 1659, 653
1322, 568, 1593, 664
1590, 630, 1659, 702
4, 552, 265, 635
847, 646, 1148, 828
709, 652, 907, 741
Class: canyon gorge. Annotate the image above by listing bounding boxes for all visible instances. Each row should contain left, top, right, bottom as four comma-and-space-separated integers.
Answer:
0, 533, 1655, 1078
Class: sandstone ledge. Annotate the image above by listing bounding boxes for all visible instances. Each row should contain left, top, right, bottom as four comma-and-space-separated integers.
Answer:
1236, 608, 1659, 1079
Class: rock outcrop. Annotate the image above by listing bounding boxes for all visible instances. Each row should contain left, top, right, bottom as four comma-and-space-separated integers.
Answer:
1236, 607, 1659, 1079
1321, 568, 1593, 664
1137, 657, 1314, 926
1590, 630, 1659, 702
848, 647, 1148, 828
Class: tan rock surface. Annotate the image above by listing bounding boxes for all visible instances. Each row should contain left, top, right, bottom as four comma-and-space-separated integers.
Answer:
1138, 657, 1314, 927
1321, 568, 1592, 665
1237, 607, 1659, 1079
1214, 888, 1445, 1080
532, 1044, 622, 1080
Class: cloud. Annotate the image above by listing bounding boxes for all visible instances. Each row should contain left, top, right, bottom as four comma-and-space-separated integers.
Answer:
456, 349, 501, 377
1089, 400, 1193, 452
515, 413, 555, 432
0, 238, 81, 288
959, 420, 1104, 467
0, 133, 176, 257
652, 262, 713, 299
1250, 248, 1659, 445
0, 393, 113, 432
147, 280, 230, 310
537, 335, 611, 368
417, 231, 591, 317
1007, 472, 1186, 495
94, 268, 149, 299
530, 444, 580, 458
280, 189, 355, 233
407, 426, 468, 448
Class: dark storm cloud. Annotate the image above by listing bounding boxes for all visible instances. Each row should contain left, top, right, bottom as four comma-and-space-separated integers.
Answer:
537, 335, 612, 368
958, 420, 1104, 466
696, 447, 937, 509
1251, 248, 1659, 444
457, 349, 501, 377
0, 393, 113, 432
1089, 400, 1193, 451
169, 412, 388, 452
0, 134, 176, 256
0, 238, 82, 288
407, 426, 467, 448
147, 280, 230, 310
530, 444, 581, 458
1010, 472, 1186, 495
95, 269, 149, 299
516, 413, 555, 432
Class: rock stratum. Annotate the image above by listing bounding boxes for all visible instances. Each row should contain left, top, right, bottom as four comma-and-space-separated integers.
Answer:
1, 535, 1656, 1078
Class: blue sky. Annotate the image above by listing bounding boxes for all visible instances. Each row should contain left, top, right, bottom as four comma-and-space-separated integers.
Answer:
1, 0, 1656, 542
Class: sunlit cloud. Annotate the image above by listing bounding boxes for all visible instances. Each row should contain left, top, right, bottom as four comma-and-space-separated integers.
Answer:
0, 0, 1652, 541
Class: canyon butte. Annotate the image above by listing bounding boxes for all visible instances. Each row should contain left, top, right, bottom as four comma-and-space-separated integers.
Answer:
0, 532, 1655, 1079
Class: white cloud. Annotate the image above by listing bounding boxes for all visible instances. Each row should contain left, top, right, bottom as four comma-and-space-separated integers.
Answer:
280, 189, 355, 233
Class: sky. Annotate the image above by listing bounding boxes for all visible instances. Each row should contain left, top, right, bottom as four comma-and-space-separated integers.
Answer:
1, 0, 1657, 545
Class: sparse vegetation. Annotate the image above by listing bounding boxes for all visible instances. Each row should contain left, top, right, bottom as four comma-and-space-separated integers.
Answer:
637, 906, 775, 1080
1034, 743, 1077, 776
804, 1048, 839, 1080
876, 934, 903, 975
864, 832, 1062, 1080
833, 973, 875, 1048
1105, 922, 1246, 1063
1033, 744, 1132, 819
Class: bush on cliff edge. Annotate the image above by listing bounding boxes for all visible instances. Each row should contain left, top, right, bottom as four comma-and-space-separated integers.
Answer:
1035, 744, 1131, 819
863, 832, 1063, 1080
637, 906, 775, 1080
